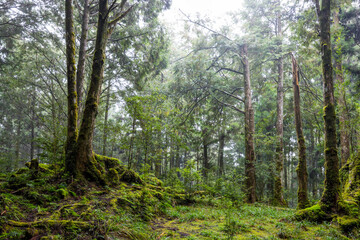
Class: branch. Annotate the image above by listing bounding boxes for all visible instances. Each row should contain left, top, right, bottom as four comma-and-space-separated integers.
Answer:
180, 93, 209, 125
108, 4, 136, 33
215, 67, 243, 75
313, 0, 320, 21
211, 94, 245, 115
211, 87, 244, 103
179, 9, 233, 42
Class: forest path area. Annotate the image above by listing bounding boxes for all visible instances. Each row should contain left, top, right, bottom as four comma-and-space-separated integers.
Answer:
151, 204, 350, 240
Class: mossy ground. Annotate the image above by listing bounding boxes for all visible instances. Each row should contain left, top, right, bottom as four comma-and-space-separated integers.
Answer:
0, 161, 359, 240
155, 203, 353, 240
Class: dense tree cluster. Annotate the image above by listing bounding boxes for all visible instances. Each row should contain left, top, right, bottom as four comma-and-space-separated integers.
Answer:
1, 0, 360, 212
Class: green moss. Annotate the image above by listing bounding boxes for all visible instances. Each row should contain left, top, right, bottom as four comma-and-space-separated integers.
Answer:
56, 188, 69, 199
107, 168, 119, 185
294, 204, 331, 223
16, 168, 28, 174
120, 169, 143, 185
337, 216, 360, 233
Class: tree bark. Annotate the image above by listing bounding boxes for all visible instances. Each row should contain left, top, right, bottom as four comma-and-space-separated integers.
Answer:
102, 80, 111, 155
75, 0, 109, 182
76, 0, 90, 122
65, 0, 78, 175
333, 8, 350, 167
242, 44, 256, 203
30, 91, 36, 161
202, 128, 209, 178
292, 54, 310, 209
218, 129, 225, 177
274, 5, 286, 206
318, 0, 341, 213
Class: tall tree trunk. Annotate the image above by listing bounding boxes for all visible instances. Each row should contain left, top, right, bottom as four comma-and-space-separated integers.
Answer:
76, 0, 90, 122
292, 55, 310, 209
318, 0, 341, 213
218, 130, 225, 177
15, 118, 21, 168
333, 8, 350, 167
202, 128, 209, 178
128, 117, 136, 168
75, 0, 109, 182
30, 91, 36, 161
274, 6, 286, 206
102, 80, 111, 155
242, 44, 256, 203
65, 0, 78, 175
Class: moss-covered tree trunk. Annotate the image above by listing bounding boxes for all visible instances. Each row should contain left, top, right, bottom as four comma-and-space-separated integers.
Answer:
242, 44, 256, 203
292, 54, 310, 210
274, 5, 286, 206
76, 0, 90, 123
318, 0, 341, 213
333, 8, 350, 167
65, 0, 79, 176
75, 0, 109, 182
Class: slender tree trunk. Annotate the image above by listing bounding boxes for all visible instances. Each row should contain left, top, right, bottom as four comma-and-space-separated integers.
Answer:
65, 0, 78, 175
30, 92, 36, 161
292, 55, 310, 209
284, 145, 288, 191
202, 128, 209, 178
333, 8, 350, 167
176, 145, 180, 178
309, 125, 317, 198
218, 130, 225, 177
128, 117, 136, 168
75, 0, 109, 182
274, 6, 286, 206
318, 0, 341, 212
102, 80, 111, 155
242, 44, 256, 203
15, 118, 21, 168
76, 0, 90, 122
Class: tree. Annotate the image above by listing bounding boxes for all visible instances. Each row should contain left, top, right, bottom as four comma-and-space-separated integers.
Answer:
64, 0, 170, 181
333, 5, 350, 166
291, 54, 309, 209
242, 44, 256, 203
316, 0, 341, 213
64, 0, 78, 176
273, 0, 286, 206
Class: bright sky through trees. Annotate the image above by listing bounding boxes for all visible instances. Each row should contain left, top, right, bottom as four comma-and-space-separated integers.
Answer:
160, 0, 244, 25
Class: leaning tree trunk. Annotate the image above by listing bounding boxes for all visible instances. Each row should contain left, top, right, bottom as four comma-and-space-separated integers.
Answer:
273, 5, 286, 206
65, 0, 78, 175
75, 0, 109, 182
242, 44, 256, 203
318, 0, 341, 213
292, 54, 310, 210
333, 8, 350, 167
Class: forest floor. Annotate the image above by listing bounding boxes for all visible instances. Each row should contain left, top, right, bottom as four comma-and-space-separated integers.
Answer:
0, 165, 358, 240
152, 204, 349, 240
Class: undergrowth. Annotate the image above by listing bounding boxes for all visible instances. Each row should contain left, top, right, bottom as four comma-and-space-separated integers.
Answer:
0, 159, 358, 239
